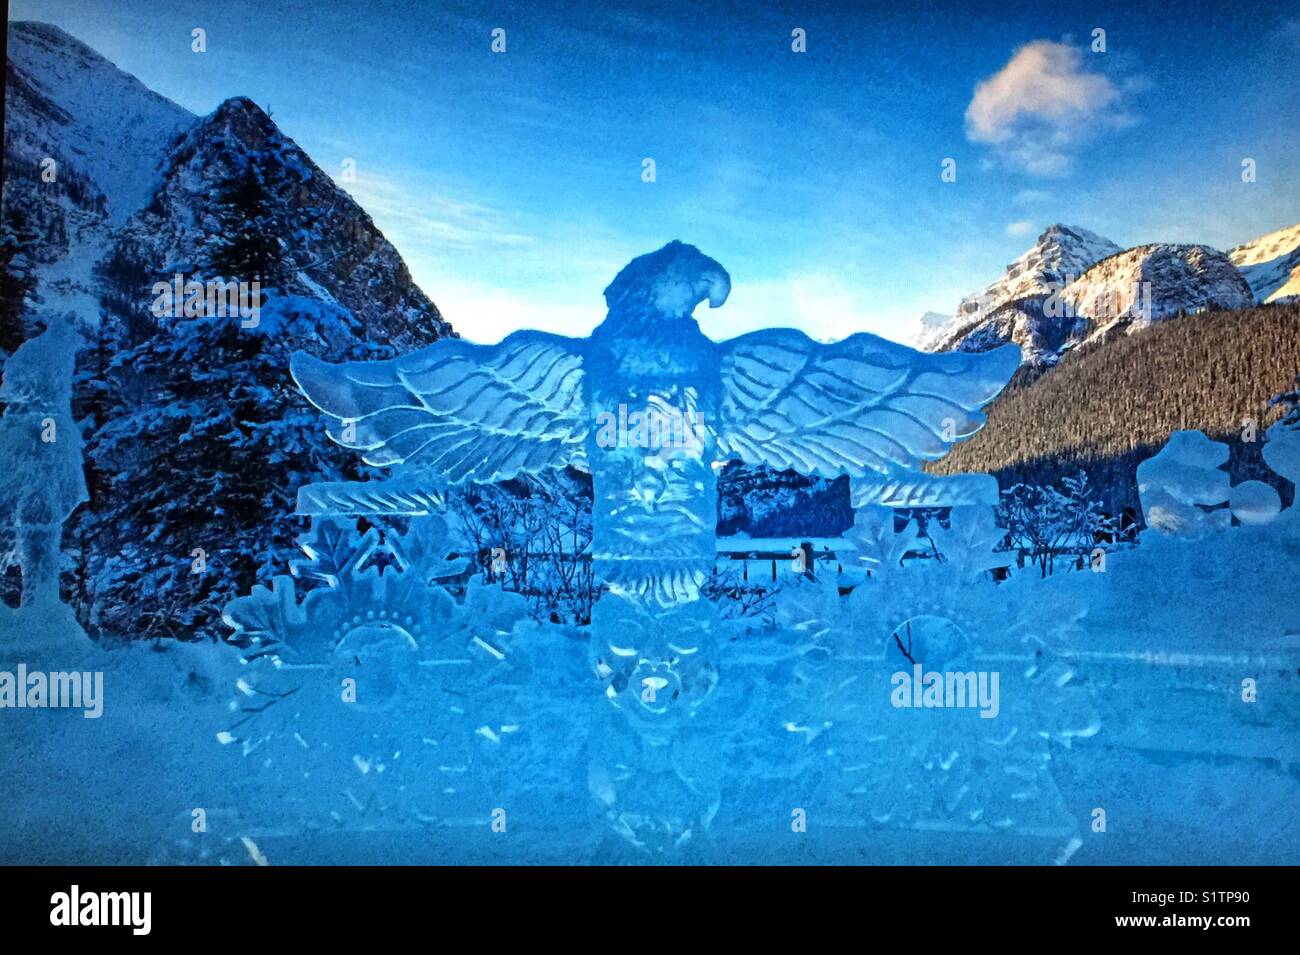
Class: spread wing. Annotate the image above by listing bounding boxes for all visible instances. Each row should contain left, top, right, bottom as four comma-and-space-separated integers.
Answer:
715, 329, 1019, 479
290, 331, 588, 485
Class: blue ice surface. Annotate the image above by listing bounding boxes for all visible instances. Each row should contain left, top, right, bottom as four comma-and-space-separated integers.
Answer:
3, 511, 1297, 865
1, 246, 1296, 865
290, 242, 1020, 606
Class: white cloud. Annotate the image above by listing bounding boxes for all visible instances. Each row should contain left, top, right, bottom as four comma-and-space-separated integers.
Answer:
1005, 220, 1034, 237
965, 40, 1131, 176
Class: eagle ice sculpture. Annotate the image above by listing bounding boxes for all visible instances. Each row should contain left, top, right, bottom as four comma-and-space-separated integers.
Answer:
291, 242, 1019, 608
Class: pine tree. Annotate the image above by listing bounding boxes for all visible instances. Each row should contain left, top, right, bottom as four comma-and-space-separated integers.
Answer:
93, 242, 157, 347
204, 164, 285, 292
0, 207, 39, 360
933, 302, 1300, 513
1269, 375, 1300, 431
72, 295, 394, 639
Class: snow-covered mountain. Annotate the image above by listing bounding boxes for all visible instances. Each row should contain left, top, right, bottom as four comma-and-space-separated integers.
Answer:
928, 229, 1292, 520
920, 223, 1281, 365
1059, 243, 1253, 338
2, 21, 450, 350
4, 22, 193, 227
1229, 222, 1300, 304
109, 95, 450, 348
918, 224, 1122, 358
1, 21, 455, 634
913, 310, 954, 351
1, 22, 197, 352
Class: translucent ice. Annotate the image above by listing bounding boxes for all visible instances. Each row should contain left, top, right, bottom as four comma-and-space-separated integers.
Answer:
852, 472, 999, 508
1229, 480, 1281, 525
842, 505, 921, 575
1263, 423, 1300, 489
1137, 430, 1230, 535
0, 318, 88, 611
291, 241, 1020, 608
926, 505, 1012, 579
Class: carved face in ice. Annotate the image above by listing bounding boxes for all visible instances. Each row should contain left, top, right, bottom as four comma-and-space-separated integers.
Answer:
591, 597, 719, 731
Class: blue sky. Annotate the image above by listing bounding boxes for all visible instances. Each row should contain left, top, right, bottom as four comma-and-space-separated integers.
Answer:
10, 0, 1300, 343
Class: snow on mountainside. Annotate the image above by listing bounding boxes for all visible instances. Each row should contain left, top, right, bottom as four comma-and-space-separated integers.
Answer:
1229, 222, 1300, 304
1, 21, 456, 632
716, 463, 851, 539
913, 311, 953, 351
918, 224, 1122, 358
922, 224, 1274, 366
5, 22, 193, 226
1060, 243, 1253, 340
2, 20, 450, 351
2, 22, 196, 349
109, 96, 451, 349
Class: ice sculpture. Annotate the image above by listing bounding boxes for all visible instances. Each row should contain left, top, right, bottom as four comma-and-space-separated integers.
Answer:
1229, 480, 1281, 525
1138, 427, 1300, 533
221, 516, 541, 830
1137, 430, 1231, 535
291, 241, 1019, 605
851, 471, 1000, 509
281, 242, 1019, 851
1263, 421, 1300, 528
0, 319, 88, 616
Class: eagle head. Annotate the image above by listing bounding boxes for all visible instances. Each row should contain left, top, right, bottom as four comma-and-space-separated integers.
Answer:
602, 241, 731, 322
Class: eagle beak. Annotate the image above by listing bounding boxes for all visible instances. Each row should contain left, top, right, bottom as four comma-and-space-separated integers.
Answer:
704, 270, 731, 308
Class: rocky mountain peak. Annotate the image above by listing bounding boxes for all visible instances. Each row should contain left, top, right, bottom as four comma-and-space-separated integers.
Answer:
916, 223, 1122, 356
110, 94, 453, 348
1060, 243, 1253, 336
917, 221, 1294, 366
1228, 222, 1300, 304
5, 20, 194, 226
